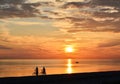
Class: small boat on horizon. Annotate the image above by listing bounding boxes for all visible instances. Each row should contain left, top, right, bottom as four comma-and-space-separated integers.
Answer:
75, 61, 79, 64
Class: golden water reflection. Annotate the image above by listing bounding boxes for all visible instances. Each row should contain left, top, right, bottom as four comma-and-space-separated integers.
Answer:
67, 59, 73, 74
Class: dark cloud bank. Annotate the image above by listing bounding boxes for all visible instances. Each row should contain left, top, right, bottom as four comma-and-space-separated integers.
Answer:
0, 0, 40, 18
0, 0, 120, 33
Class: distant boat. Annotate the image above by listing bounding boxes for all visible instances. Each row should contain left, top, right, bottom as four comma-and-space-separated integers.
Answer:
75, 61, 79, 64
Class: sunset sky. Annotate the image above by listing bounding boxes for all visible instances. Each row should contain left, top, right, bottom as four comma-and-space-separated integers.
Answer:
0, 0, 120, 59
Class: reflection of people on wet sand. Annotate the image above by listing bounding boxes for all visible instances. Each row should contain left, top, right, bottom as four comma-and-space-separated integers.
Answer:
41, 66, 46, 75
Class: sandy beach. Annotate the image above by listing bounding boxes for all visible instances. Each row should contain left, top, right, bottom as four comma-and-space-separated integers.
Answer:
0, 71, 120, 84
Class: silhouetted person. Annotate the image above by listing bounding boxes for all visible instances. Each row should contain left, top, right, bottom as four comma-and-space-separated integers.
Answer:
35, 66, 39, 76
41, 66, 46, 75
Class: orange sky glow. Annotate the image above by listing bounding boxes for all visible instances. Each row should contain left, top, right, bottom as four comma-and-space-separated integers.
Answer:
0, 0, 120, 59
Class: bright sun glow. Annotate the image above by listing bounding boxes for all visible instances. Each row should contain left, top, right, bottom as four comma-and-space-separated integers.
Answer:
65, 46, 74, 53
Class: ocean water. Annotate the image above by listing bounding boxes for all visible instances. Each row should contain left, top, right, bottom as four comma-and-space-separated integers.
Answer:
0, 59, 120, 77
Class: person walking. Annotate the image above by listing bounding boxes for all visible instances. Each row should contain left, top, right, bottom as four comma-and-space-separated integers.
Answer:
41, 66, 46, 75
35, 66, 39, 76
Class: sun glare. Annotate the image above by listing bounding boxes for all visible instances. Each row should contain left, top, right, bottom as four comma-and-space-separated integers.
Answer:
65, 46, 74, 53
67, 59, 72, 74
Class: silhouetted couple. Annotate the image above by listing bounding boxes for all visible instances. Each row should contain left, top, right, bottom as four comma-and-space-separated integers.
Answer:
35, 66, 46, 76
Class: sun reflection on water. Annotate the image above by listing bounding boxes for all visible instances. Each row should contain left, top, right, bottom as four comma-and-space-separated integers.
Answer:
67, 59, 73, 74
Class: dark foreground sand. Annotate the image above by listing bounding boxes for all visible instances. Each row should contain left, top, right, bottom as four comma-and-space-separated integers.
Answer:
0, 71, 120, 84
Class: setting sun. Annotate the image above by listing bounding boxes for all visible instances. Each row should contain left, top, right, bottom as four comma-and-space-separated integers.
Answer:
65, 46, 74, 53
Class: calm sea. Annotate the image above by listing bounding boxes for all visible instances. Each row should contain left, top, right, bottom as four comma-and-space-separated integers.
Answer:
0, 59, 120, 77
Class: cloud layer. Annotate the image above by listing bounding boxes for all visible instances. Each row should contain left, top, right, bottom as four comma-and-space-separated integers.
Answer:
0, 45, 11, 50
0, 0, 120, 33
0, 0, 40, 18
99, 39, 120, 47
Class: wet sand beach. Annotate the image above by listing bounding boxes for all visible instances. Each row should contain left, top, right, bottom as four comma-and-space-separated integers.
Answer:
0, 71, 120, 84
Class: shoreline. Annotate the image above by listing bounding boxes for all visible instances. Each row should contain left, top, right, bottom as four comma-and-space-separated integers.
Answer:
0, 71, 120, 84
